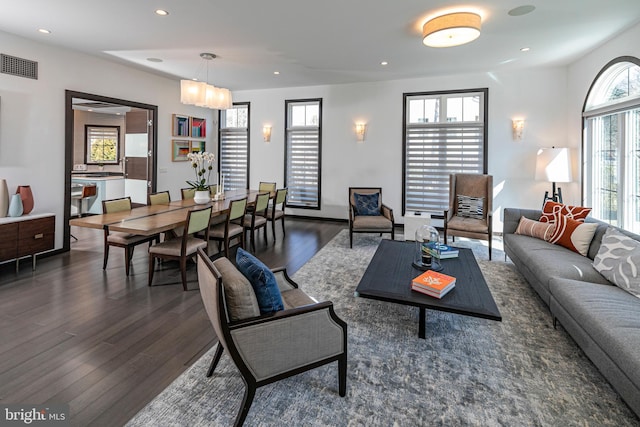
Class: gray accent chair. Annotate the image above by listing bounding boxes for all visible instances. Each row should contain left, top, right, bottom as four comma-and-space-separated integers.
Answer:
348, 187, 394, 248
444, 173, 493, 260
196, 248, 347, 427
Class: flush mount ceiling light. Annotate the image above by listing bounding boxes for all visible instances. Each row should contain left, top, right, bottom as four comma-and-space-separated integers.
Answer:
422, 12, 481, 48
180, 53, 233, 110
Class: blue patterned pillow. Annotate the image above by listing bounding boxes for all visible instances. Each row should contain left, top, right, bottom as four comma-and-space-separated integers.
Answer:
354, 192, 380, 216
236, 248, 284, 314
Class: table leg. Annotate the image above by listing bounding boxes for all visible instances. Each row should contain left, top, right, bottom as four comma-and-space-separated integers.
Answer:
419, 307, 426, 339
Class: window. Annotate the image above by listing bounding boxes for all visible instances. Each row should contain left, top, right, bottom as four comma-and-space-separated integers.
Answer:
583, 58, 640, 233
85, 125, 119, 164
285, 99, 322, 209
219, 103, 249, 191
403, 89, 488, 214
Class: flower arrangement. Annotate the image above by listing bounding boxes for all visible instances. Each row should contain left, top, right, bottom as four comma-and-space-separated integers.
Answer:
186, 152, 215, 191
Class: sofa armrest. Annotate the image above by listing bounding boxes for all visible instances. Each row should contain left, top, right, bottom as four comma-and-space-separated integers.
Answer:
229, 302, 346, 381
271, 267, 298, 292
503, 208, 542, 235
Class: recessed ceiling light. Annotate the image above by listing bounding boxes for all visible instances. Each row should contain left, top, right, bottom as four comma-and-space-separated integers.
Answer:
155, 9, 169, 16
273, 71, 280, 75
38, 28, 51, 34
381, 61, 388, 66
508, 5, 535, 17
520, 47, 531, 52
147, 58, 163, 63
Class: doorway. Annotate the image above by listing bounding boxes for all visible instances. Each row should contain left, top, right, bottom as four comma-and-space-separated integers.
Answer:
63, 90, 158, 251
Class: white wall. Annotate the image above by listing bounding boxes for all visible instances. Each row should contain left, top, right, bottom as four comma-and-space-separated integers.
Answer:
0, 30, 215, 249
235, 66, 570, 231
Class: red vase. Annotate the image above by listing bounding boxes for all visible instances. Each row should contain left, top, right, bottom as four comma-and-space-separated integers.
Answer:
17, 185, 34, 214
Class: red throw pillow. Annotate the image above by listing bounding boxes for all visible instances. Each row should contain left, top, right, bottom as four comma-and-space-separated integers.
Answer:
539, 200, 591, 223
548, 212, 598, 256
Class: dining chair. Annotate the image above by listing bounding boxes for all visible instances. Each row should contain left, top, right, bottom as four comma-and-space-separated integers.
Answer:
148, 206, 212, 291
258, 181, 276, 193
102, 197, 158, 276
181, 187, 196, 200
209, 198, 247, 257
240, 192, 270, 251
148, 190, 177, 241
444, 173, 493, 260
266, 188, 287, 242
348, 187, 394, 248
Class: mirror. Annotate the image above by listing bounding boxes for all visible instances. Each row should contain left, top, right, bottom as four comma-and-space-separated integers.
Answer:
63, 90, 158, 250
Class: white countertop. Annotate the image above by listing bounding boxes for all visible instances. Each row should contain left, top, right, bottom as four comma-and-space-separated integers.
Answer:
72, 176, 124, 181
0, 212, 55, 224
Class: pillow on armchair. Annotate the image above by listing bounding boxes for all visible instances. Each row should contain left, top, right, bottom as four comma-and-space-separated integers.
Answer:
353, 193, 381, 216
236, 248, 284, 314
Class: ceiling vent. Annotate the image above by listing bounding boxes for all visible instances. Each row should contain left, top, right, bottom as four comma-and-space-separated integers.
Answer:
1, 54, 38, 80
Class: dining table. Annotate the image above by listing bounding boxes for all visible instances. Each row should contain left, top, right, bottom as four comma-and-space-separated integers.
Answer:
69, 189, 265, 236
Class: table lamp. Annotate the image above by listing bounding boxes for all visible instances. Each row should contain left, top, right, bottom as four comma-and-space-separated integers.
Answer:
535, 147, 572, 205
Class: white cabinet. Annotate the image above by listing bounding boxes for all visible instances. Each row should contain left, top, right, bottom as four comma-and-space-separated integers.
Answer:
71, 177, 125, 214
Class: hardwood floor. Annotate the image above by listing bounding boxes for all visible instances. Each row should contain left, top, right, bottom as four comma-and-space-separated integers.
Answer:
0, 217, 345, 426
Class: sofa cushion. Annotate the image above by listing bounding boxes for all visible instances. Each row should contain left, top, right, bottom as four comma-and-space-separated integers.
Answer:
236, 248, 284, 314
548, 212, 598, 256
212, 257, 260, 321
515, 216, 555, 241
447, 216, 488, 233
539, 200, 592, 223
353, 192, 380, 216
456, 194, 484, 219
593, 227, 640, 298
549, 278, 640, 391
281, 288, 317, 309
352, 215, 392, 230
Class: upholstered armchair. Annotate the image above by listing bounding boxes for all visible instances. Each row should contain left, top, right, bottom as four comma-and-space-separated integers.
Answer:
348, 187, 394, 248
444, 173, 493, 260
196, 248, 347, 427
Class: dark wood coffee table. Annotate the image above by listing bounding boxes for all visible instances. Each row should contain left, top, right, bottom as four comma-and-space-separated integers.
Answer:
355, 239, 501, 338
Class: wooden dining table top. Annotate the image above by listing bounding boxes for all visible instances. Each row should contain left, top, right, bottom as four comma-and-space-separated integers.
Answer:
69, 189, 265, 236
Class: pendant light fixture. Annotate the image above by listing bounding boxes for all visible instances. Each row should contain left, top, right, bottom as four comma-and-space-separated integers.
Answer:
180, 53, 233, 110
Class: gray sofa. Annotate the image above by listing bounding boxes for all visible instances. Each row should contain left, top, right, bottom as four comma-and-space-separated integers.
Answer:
503, 208, 640, 417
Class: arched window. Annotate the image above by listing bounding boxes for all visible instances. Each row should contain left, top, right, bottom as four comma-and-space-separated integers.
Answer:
583, 57, 640, 232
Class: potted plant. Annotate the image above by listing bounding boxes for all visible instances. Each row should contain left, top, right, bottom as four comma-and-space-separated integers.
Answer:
186, 152, 215, 204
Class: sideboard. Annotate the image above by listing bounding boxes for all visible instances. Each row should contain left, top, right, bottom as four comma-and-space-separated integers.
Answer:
0, 213, 55, 273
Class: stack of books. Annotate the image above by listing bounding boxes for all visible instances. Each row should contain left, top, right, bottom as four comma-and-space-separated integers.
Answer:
411, 270, 456, 299
424, 242, 459, 259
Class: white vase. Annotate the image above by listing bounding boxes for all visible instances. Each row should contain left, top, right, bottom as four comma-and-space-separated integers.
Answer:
0, 179, 8, 218
194, 190, 210, 204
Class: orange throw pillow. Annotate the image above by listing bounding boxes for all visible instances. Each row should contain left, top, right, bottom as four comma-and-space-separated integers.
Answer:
539, 200, 591, 223
548, 212, 598, 256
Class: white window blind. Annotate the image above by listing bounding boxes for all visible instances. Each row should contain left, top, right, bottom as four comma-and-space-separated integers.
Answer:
403, 90, 487, 214
285, 99, 321, 209
219, 104, 249, 191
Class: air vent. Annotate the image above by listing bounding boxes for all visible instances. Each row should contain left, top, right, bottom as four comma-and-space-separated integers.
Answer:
1, 54, 38, 80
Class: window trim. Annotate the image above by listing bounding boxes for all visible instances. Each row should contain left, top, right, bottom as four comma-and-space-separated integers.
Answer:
218, 102, 250, 191
84, 124, 120, 165
401, 88, 488, 216
284, 98, 322, 210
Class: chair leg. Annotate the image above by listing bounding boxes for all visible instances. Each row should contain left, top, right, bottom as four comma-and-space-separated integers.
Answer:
263, 224, 267, 245
148, 255, 155, 286
103, 244, 109, 270
271, 220, 277, 243
349, 230, 353, 248
206, 342, 224, 377
281, 216, 285, 236
180, 256, 188, 291
489, 237, 492, 261
234, 381, 256, 427
391, 227, 395, 241
125, 247, 131, 276
250, 229, 256, 252
338, 354, 347, 397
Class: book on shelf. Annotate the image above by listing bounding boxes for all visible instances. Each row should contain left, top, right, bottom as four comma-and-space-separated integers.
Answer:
423, 242, 459, 259
411, 270, 456, 299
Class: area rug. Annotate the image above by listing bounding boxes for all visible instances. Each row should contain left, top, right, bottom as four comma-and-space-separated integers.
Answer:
126, 231, 639, 426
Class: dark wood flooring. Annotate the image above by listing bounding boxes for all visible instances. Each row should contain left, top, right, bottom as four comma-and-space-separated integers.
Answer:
0, 217, 345, 426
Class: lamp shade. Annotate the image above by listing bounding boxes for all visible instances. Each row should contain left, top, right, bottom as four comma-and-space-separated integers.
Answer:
535, 148, 573, 183
423, 12, 481, 48
180, 80, 206, 105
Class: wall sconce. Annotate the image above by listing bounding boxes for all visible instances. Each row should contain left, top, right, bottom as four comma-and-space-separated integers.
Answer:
512, 119, 525, 141
355, 123, 367, 142
263, 125, 272, 142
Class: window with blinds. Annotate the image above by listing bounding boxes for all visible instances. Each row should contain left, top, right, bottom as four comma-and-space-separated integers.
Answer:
219, 103, 249, 191
403, 89, 488, 215
285, 99, 322, 209
85, 125, 119, 164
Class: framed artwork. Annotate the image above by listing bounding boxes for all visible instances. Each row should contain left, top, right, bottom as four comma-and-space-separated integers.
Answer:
172, 140, 190, 161
190, 117, 206, 138
190, 140, 205, 153
172, 114, 190, 137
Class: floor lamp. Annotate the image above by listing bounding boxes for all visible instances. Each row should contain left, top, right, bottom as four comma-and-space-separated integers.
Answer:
535, 147, 572, 206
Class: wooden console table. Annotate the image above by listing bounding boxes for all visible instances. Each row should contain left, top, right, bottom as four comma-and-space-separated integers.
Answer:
0, 213, 55, 273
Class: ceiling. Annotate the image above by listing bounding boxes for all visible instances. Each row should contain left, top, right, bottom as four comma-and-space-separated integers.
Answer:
2, 1, 640, 91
